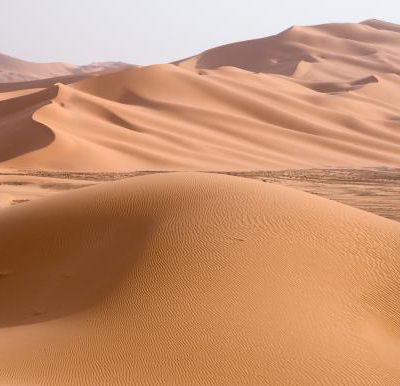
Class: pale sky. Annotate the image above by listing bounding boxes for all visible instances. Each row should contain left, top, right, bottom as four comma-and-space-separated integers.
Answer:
1, 0, 399, 65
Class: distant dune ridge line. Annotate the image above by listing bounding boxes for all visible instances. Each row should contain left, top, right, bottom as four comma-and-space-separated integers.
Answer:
0, 52, 131, 83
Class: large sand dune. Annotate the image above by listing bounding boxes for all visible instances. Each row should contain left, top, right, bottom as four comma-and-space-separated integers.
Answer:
1, 172, 400, 384
1, 20, 400, 171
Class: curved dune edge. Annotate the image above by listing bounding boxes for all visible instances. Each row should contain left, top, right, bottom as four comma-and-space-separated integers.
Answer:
0, 87, 57, 163
0, 172, 400, 384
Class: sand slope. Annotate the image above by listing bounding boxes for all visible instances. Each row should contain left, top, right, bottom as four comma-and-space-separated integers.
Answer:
0, 172, 399, 384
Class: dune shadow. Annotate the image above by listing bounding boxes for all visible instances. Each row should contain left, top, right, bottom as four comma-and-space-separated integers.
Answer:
0, 214, 155, 327
0, 87, 57, 162
118, 89, 158, 107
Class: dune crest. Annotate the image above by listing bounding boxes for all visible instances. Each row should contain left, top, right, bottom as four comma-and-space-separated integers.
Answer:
0, 172, 400, 384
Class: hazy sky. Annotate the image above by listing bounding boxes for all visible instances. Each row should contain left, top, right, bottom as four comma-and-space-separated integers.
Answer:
2, 0, 399, 65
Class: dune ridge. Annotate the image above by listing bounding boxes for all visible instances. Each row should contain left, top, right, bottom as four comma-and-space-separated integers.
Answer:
0, 172, 400, 384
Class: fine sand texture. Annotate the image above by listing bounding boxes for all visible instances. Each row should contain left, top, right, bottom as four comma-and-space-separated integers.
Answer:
1, 172, 400, 384
1, 20, 400, 171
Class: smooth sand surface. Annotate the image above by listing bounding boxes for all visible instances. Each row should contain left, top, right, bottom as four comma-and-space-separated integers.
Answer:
1, 20, 400, 171
1, 172, 400, 384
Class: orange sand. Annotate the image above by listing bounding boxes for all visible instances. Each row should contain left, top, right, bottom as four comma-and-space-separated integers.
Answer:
1, 20, 400, 384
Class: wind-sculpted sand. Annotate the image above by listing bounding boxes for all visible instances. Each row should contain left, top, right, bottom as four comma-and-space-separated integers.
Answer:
1, 19, 400, 385
1, 172, 400, 384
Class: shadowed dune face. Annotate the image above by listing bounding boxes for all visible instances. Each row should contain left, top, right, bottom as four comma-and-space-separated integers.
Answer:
0, 173, 400, 384
0, 201, 151, 326
0, 87, 56, 162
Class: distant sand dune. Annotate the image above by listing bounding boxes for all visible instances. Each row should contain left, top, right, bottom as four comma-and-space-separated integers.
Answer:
0, 53, 77, 83
0, 52, 131, 83
0, 172, 400, 384
177, 20, 400, 82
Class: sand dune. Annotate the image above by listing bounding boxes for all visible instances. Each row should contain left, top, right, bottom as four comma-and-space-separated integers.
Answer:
54, 65, 400, 169
1, 20, 399, 171
0, 172, 399, 384
1, 65, 400, 171
1, 19, 400, 384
